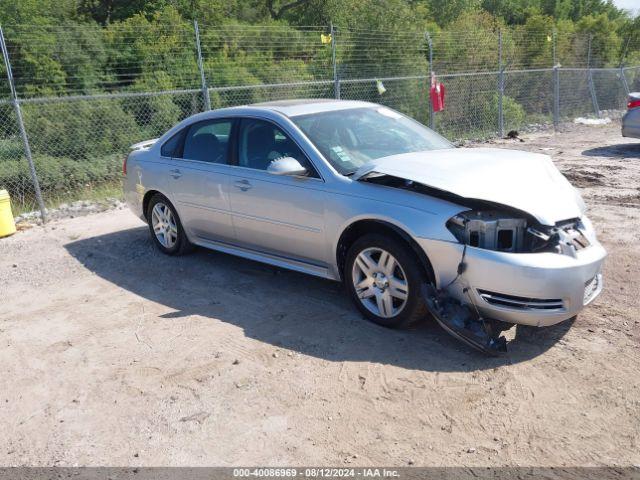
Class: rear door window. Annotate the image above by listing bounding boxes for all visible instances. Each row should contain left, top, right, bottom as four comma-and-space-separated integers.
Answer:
180, 119, 233, 164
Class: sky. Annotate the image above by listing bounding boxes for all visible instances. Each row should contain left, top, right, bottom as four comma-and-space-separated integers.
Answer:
612, 0, 639, 14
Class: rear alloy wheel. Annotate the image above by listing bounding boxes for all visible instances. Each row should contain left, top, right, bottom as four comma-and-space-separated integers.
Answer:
147, 194, 193, 255
151, 202, 178, 249
345, 234, 428, 328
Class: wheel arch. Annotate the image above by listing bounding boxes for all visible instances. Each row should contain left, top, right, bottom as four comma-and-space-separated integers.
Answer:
336, 219, 435, 284
142, 189, 165, 220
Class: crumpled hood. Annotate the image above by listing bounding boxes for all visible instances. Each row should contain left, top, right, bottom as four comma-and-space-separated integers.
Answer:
352, 148, 585, 226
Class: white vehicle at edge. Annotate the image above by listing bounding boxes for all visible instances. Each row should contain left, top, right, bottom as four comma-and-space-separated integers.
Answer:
123, 100, 605, 349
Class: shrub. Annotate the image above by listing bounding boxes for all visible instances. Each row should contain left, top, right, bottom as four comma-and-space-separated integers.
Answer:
0, 138, 25, 161
433, 91, 526, 140
0, 153, 122, 202
21, 99, 139, 159
125, 73, 190, 136
489, 93, 527, 130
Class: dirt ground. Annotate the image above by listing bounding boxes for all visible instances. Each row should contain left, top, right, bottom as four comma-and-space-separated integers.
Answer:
1, 122, 639, 467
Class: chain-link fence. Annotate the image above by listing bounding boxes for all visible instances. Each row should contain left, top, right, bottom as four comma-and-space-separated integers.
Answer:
1, 22, 639, 220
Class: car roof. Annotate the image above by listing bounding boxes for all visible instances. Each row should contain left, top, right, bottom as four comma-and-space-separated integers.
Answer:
164, 99, 379, 132
249, 99, 377, 117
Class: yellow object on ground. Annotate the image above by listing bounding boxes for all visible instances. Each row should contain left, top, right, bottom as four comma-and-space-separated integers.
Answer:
0, 190, 17, 238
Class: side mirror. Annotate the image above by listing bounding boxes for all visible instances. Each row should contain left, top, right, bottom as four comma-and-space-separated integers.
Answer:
267, 157, 308, 176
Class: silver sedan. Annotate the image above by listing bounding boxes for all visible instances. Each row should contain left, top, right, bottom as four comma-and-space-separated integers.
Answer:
123, 100, 605, 348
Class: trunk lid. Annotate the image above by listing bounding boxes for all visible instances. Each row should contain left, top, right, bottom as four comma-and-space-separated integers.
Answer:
130, 138, 158, 151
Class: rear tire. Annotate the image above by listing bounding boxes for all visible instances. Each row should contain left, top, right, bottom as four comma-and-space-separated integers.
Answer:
345, 233, 428, 328
146, 193, 193, 256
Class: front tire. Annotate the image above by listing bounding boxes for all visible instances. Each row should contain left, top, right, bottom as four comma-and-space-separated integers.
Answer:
146, 193, 193, 255
345, 234, 428, 328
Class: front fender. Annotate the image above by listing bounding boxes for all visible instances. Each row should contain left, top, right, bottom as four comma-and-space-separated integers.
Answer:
323, 189, 463, 279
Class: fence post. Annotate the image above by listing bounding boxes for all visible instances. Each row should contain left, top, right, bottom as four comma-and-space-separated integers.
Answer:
552, 29, 560, 130
330, 23, 340, 100
497, 29, 504, 138
194, 20, 211, 111
0, 25, 46, 222
621, 66, 630, 96
586, 34, 600, 118
425, 31, 434, 130
619, 38, 631, 97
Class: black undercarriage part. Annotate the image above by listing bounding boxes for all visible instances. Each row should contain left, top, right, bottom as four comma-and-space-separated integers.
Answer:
422, 284, 509, 356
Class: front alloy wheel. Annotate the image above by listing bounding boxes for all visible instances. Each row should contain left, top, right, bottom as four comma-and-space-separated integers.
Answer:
352, 247, 409, 318
345, 234, 428, 328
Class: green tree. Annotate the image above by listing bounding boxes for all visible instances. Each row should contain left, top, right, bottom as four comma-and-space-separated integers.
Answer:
508, 14, 554, 68
481, 0, 540, 24
0, 0, 79, 25
576, 13, 623, 66
434, 11, 500, 72
427, 0, 481, 26
103, 6, 199, 91
78, 0, 148, 25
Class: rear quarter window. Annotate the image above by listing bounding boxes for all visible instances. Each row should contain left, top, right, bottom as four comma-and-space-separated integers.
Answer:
160, 129, 186, 158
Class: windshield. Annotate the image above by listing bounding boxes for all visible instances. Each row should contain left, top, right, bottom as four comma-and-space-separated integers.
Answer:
292, 106, 452, 175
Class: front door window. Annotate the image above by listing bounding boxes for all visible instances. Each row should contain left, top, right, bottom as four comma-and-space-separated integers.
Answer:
237, 118, 315, 175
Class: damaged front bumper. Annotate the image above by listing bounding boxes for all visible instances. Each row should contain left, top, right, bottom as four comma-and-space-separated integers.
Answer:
417, 237, 606, 327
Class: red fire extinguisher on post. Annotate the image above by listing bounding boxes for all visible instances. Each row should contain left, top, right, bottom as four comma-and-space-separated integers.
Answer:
430, 72, 445, 113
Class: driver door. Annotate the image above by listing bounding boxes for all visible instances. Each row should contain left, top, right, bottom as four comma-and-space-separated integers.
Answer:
227, 118, 327, 266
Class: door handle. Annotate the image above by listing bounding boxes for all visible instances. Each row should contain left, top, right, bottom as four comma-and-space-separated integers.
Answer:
234, 179, 252, 191
169, 168, 182, 179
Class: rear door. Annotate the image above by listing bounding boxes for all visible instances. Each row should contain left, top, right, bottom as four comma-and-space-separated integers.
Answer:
164, 118, 236, 243
227, 118, 327, 265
